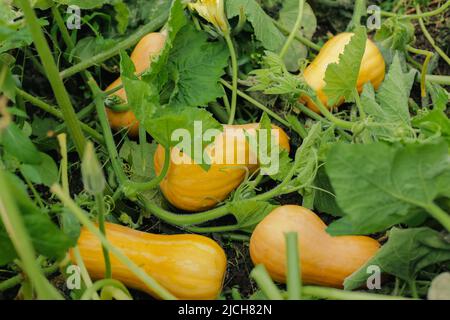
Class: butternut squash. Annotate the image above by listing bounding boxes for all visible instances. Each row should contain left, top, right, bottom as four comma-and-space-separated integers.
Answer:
250, 205, 380, 288
301, 32, 385, 112
105, 32, 166, 137
154, 123, 290, 211
71, 222, 227, 299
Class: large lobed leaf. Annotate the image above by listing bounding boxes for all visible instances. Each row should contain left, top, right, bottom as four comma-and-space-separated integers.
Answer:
122, 1, 229, 119
325, 140, 450, 235
166, 25, 230, 109
363, 54, 416, 140
374, 17, 415, 51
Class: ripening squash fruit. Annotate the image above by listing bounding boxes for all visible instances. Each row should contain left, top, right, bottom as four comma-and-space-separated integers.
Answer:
301, 32, 386, 112
250, 205, 380, 288
105, 32, 166, 137
154, 123, 290, 212
71, 222, 227, 300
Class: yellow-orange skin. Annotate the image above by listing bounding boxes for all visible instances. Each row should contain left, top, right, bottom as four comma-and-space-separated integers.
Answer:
71, 222, 227, 300
154, 123, 290, 212
105, 32, 166, 137
302, 32, 386, 112
250, 205, 380, 288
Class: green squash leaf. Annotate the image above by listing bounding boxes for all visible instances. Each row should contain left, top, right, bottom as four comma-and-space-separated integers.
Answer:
227, 0, 285, 52
326, 140, 450, 235
1, 122, 42, 165
374, 17, 415, 51
20, 152, 59, 187
345, 227, 450, 290
323, 26, 367, 106
166, 25, 230, 108
0, 172, 74, 266
363, 54, 416, 140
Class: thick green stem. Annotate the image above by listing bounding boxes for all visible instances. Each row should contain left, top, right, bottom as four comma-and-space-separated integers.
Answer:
220, 79, 291, 127
380, 1, 450, 19
416, 5, 450, 66
225, 34, 239, 125
87, 77, 127, 184
406, 53, 423, 69
220, 233, 250, 242
353, 88, 366, 119
425, 75, 450, 85
95, 193, 112, 279
186, 224, 241, 233
81, 279, 131, 300
100, 285, 133, 300
250, 265, 284, 300
140, 196, 231, 226
222, 87, 232, 114
233, 7, 247, 35
123, 147, 170, 193
231, 287, 243, 300
280, 0, 305, 59
409, 280, 419, 299
424, 203, 450, 233
72, 246, 100, 300
16, 0, 86, 157
286, 232, 302, 300
139, 125, 148, 176
51, 5, 75, 51
57, 134, 70, 195
60, 14, 168, 79
273, 20, 321, 52
313, 98, 354, 130
0, 262, 59, 292
138, 150, 300, 230
51, 184, 177, 300
15, 88, 61, 118
302, 286, 412, 300
294, 102, 330, 124
347, 0, 366, 30
316, 0, 353, 9
286, 115, 307, 139
15, 89, 104, 143
209, 102, 229, 123
0, 169, 63, 300
253, 149, 301, 201
407, 45, 433, 98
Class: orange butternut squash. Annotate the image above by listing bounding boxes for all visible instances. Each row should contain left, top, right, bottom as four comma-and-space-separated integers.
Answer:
301, 32, 385, 112
154, 123, 290, 211
250, 205, 380, 288
71, 222, 227, 299
105, 32, 166, 137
